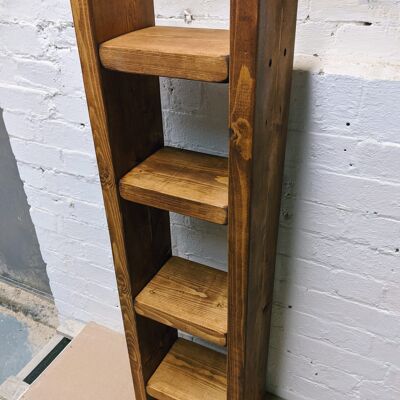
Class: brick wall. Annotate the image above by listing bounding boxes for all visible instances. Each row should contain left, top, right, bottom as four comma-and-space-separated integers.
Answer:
0, 1, 399, 399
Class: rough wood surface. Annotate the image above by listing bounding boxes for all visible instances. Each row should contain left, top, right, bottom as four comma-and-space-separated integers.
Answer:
147, 339, 227, 400
120, 147, 229, 224
135, 256, 228, 346
100, 26, 230, 82
228, 0, 298, 399
70, 1, 176, 399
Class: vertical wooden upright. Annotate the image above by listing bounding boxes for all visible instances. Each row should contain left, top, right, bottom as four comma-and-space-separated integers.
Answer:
71, 0, 298, 398
228, 1, 298, 398
70, 1, 177, 399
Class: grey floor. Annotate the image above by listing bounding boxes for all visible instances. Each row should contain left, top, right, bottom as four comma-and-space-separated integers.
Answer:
0, 306, 56, 386
0, 312, 32, 384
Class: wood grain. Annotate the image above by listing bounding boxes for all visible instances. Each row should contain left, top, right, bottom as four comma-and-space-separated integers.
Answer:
147, 339, 227, 400
135, 256, 228, 346
70, 1, 176, 399
120, 147, 229, 224
73, 0, 298, 397
100, 26, 230, 82
228, 0, 298, 399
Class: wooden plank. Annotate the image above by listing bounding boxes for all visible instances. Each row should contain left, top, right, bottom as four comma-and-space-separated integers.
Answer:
135, 256, 228, 346
100, 26, 230, 82
120, 147, 229, 225
70, 1, 177, 399
147, 339, 227, 400
228, 0, 298, 399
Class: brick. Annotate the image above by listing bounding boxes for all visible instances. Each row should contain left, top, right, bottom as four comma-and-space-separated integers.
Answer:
278, 229, 400, 285
268, 347, 360, 395
61, 150, 98, 177
359, 381, 400, 400
37, 119, 95, 154
9, 138, 63, 170
52, 93, 90, 125
60, 217, 110, 247
0, 55, 59, 90
44, 170, 103, 204
282, 199, 400, 252
310, 0, 400, 24
0, 23, 43, 56
274, 282, 400, 341
2, 111, 40, 141
276, 256, 385, 307
0, 84, 50, 116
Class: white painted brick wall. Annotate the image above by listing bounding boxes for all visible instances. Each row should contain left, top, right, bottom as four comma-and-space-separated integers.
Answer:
0, 1, 399, 399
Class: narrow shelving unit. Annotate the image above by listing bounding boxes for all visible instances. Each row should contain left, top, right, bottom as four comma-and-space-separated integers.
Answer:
71, 0, 298, 399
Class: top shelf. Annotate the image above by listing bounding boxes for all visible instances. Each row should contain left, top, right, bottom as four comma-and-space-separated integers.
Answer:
99, 26, 230, 82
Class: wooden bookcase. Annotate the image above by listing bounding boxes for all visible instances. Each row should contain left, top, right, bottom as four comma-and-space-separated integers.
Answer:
71, 1, 298, 399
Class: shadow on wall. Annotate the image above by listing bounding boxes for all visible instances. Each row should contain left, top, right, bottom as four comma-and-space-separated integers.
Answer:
268, 70, 313, 390
0, 109, 52, 296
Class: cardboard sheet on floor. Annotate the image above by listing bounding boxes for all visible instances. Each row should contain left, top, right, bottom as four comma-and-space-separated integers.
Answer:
22, 323, 135, 400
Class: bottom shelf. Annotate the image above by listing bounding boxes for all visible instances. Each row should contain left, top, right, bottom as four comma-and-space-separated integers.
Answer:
147, 339, 226, 400
147, 338, 284, 400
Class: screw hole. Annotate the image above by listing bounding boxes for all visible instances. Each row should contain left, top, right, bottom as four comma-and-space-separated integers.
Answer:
346, 122, 351, 127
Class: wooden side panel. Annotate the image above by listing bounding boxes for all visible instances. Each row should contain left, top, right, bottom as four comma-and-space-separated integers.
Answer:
91, 0, 155, 43
70, 1, 177, 399
228, 1, 298, 399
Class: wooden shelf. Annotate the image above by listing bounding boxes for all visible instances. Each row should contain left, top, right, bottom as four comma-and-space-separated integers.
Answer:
119, 147, 229, 224
147, 339, 227, 400
100, 26, 230, 82
135, 256, 227, 346
147, 338, 284, 400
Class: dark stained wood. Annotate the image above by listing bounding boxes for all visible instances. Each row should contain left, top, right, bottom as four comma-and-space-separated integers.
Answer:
135, 256, 228, 346
228, 0, 298, 399
146, 338, 284, 400
100, 26, 230, 82
73, 0, 298, 397
70, 1, 176, 399
120, 147, 229, 225
147, 339, 227, 400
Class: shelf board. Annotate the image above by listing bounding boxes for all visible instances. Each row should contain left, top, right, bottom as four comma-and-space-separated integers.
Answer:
147, 339, 227, 400
100, 26, 230, 82
135, 256, 227, 346
119, 147, 229, 224
147, 339, 284, 400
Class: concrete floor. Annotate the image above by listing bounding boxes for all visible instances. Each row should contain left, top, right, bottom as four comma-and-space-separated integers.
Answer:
0, 281, 58, 388
0, 311, 31, 384
0, 306, 56, 386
